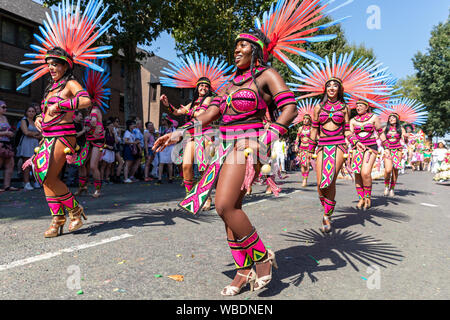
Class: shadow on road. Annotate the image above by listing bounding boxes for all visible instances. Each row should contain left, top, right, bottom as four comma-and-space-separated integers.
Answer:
332, 206, 411, 229
72, 207, 219, 237
250, 228, 404, 297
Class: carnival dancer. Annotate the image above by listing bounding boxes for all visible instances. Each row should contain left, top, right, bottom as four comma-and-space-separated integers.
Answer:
375, 97, 428, 196
154, 0, 351, 296
348, 99, 388, 210
289, 51, 392, 232
19, 0, 112, 237
76, 60, 111, 198
160, 53, 232, 210
293, 98, 319, 187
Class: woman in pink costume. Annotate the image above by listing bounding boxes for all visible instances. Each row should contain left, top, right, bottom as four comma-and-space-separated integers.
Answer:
160, 56, 232, 210
290, 52, 392, 232
76, 60, 111, 198
293, 99, 318, 187
155, 0, 351, 296
18, 0, 112, 237
375, 98, 428, 197
348, 99, 386, 210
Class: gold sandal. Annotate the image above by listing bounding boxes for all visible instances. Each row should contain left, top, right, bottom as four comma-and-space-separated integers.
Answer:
68, 205, 87, 232
44, 216, 66, 238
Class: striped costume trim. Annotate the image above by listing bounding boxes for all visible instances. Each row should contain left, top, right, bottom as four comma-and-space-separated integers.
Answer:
273, 90, 296, 109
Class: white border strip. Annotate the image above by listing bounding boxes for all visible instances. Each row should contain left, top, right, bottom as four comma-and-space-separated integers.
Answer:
0, 233, 133, 272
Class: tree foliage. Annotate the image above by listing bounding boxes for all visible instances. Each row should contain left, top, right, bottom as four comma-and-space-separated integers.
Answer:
43, 0, 166, 120
412, 14, 450, 137
396, 75, 421, 101
163, 0, 273, 64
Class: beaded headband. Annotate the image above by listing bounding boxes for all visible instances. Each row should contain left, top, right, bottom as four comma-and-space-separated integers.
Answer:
45, 54, 74, 69
356, 99, 369, 107
326, 77, 343, 86
196, 79, 211, 87
235, 33, 265, 52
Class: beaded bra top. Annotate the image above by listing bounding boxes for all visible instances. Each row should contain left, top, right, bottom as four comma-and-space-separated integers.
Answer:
318, 100, 346, 137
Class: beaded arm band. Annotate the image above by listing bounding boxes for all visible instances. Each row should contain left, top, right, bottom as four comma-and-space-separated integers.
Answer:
167, 103, 176, 113
57, 90, 89, 111
273, 90, 296, 110
209, 96, 221, 109
178, 119, 200, 135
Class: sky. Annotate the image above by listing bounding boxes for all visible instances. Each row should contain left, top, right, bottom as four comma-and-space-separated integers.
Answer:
147, 0, 449, 81
31, 0, 449, 80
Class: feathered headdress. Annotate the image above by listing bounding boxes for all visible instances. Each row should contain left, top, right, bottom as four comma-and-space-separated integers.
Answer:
292, 98, 320, 125
346, 70, 399, 109
374, 97, 428, 125
83, 59, 111, 113
235, 0, 354, 72
288, 52, 394, 106
17, 0, 113, 91
160, 52, 234, 92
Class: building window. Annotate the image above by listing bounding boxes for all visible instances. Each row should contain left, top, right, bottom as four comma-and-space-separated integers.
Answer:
1, 19, 15, 45
1, 18, 33, 49
0, 68, 14, 91
119, 94, 124, 112
151, 84, 157, 101
0, 67, 30, 95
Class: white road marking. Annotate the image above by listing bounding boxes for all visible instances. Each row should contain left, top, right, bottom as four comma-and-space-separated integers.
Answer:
0, 233, 133, 272
243, 190, 305, 207
420, 203, 438, 207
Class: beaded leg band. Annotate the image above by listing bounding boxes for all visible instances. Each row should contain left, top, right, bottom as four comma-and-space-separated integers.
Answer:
228, 228, 267, 269
363, 186, 372, 199
46, 192, 79, 216
356, 186, 364, 200
323, 198, 336, 217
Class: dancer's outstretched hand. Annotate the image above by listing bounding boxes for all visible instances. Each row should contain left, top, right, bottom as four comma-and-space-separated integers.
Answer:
153, 131, 183, 152
160, 94, 169, 107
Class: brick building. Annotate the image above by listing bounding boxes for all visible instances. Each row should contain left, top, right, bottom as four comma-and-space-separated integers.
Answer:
0, 0, 186, 130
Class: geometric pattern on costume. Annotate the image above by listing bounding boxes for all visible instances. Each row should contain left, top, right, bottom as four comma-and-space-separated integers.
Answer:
178, 141, 233, 215
351, 150, 364, 174
320, 145, 338, 189
299, 150, 309, 167
363, 186, 372, 199
194, 134, 208, 172
46, 195, 65, 216
228, 228, 267, 269
356, 186, 364, 200
32, 136, 77, 185
323, 198, 336, 217
46, 192, 78, 216
73, 142, 90, 167
390, 149, 402, 170
32, 137, 56, 185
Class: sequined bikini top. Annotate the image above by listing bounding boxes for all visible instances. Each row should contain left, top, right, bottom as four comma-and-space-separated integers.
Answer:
386, 127, 401, 141
353, 113, 375, 135
318, 100, 345, 125
299, 126, 311, 139
219, 67, 269, 124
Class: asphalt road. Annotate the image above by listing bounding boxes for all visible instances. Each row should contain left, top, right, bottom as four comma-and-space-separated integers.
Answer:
0, 169, 448, 300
